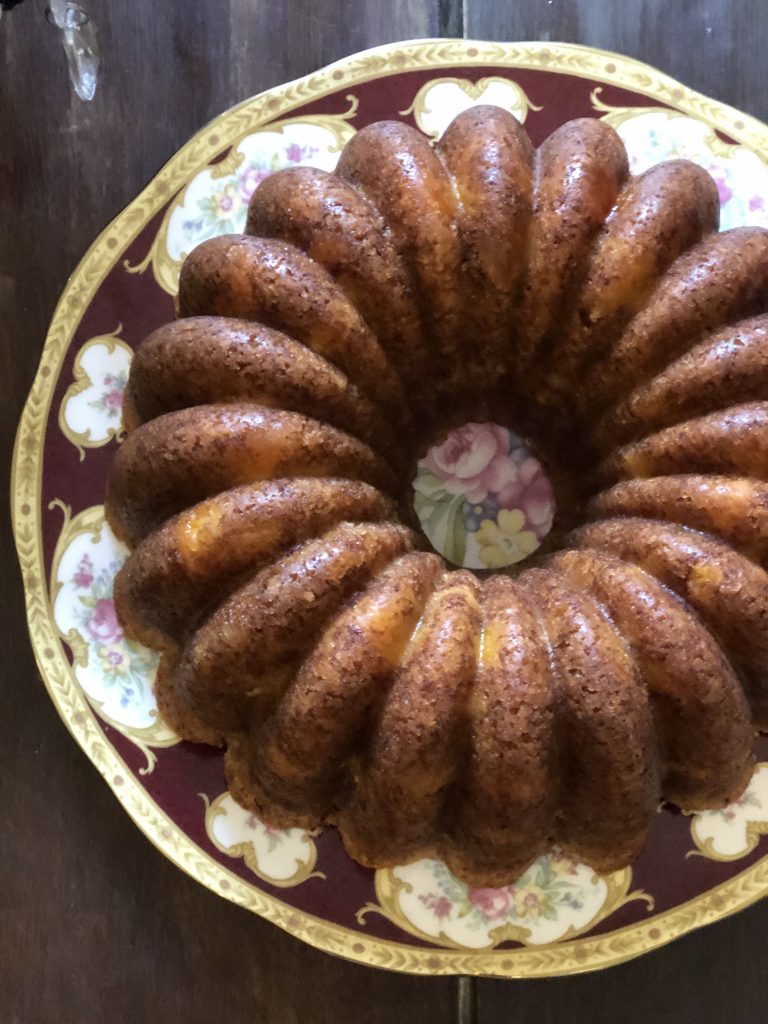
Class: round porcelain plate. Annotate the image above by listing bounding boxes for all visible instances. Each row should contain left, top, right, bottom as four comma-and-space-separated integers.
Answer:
12, 39, 768, 977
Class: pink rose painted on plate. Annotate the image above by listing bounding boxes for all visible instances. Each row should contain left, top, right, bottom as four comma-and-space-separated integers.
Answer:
86, 597, 124, 644
706, 166, 733, 207
69, 555, 156, 708
467, 887, 512, 920
414, 422, 555, 570
496, 457, 554, 537
73, 552, 94, 589
425, 423, 515, 504
104, 389, 122, 412
87, 371, 127, 420
238, 164, 270, 204
418, 892, 453, 919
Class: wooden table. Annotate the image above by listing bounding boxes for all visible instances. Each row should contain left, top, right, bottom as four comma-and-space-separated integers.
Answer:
2, 2, 767, 1020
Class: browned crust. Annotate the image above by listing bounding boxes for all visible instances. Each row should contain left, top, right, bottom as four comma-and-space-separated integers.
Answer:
336, 121, 461, 412
175, 521, 415, 737
593, 314, 768, 451
339, 569, 481, 870
517, 118, 629, 375
105, 403, 397, 546
547, 160, 719, 401
226, 551, 440, 828
436, 106, 533, 400
153, 652, 223, 747
588, 475, 768, 564
597, 402, 768, 486
439, 574, 558, 887
571, 517, 768, 728
177, 233, 407, 417
125, 315, 401, 468
580, 227, 768, 416
551, 549, 754, 809
246, 166, 426, 396
114, 479, 394, 649
521, 567, 658, 872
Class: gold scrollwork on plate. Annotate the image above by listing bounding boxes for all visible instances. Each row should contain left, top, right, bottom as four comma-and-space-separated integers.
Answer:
58, 326, 132, 460
49, 501, 178, 772
203, 792, 324, 888
126, 103, 359, 296
591, 88, 735, 155
591, 88, 768, 230
358, 854, 653, 950
401, 76, 542, 138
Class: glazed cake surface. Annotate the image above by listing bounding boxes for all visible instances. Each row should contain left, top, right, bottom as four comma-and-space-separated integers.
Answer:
106, 105, 768, 887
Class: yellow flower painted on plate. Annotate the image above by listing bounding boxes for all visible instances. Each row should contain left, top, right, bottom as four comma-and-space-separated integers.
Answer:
200, 182, 241, 228
512, 885, 547, 920
477, 510, 539, 568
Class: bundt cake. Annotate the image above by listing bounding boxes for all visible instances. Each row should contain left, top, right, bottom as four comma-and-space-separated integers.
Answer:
105, 105, 768, 887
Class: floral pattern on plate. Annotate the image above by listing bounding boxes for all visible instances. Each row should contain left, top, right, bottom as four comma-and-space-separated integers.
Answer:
413, 422, 554, 569
58, 329, 131, 458
204, 791, 322, 887
360, 854, 651, 949
129, 108, 358, 295
689, 763, 768, 861
50, 503, 176, 769
592, 94, 768, 231
403, 76, 542, 138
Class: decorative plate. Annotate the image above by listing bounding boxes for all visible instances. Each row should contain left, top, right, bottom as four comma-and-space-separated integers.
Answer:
13, 39, 768, 978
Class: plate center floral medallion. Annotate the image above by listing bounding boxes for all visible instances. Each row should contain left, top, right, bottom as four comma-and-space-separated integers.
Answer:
413, 422, 555, 570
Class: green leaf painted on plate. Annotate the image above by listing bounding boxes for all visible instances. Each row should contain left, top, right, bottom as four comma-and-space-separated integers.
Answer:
443, 495, 467, 567
413, 490, 432, 518
426, 496, 453, 547
412, 471, 449, 499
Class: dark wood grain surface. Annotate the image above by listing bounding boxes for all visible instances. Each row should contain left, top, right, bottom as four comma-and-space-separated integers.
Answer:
2, 2, 766, 1021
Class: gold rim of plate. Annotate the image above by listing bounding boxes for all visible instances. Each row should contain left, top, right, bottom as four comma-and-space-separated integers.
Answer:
11, 38, 768, 978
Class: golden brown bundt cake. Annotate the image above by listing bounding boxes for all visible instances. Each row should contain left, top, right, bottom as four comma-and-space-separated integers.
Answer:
588, 476, 768, 563
569, 517, 768, 727
244, 166, 427, 397
592, 314, 768, 450
105, 104, 768, 887
124, 317, 402, 466
517, 118, 629, 376
106, 403, 398, 546
438, 575, 558, 886
543, 159, 720, 403
114, 478, 396, 650
177, 234, 407, 422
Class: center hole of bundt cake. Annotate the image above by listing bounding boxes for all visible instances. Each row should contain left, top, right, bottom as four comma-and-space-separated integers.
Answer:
412, 422, 556, 570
